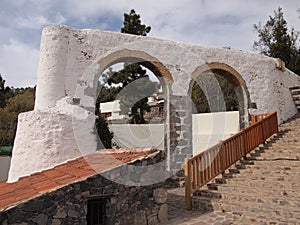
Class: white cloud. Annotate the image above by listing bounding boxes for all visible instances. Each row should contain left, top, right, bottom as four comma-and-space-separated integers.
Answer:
0, 0, 299, 87
16, 14, 66, 29
134, 0, 300, 50
0, 39, 39, 87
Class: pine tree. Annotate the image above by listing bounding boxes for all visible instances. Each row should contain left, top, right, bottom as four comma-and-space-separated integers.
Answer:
118, 9, 156, 123
121, 9, 151, 36
0, 74, 12, 108
253, 7, 300, 75
95, 9, 155, 148
97, 9, 156, 124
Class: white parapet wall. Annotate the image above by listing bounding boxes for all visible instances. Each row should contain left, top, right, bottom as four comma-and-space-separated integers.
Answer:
109, 124, 165, 150
109, 111, 239, 155
192, 111, 240, 155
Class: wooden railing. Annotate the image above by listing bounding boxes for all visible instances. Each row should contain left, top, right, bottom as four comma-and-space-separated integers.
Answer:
185, 112, 278, 210
251, 113, 272, 124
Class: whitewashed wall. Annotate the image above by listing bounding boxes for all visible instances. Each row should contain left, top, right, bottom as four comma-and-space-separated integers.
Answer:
109, 112, 239, 155
8, 25, 300, 182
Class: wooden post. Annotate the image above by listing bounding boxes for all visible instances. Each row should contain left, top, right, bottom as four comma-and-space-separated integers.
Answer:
274, 112, 279, 134
185, 158, 192, 210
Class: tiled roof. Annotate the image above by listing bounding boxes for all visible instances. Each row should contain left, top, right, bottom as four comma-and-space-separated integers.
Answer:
0, 148, 158, 211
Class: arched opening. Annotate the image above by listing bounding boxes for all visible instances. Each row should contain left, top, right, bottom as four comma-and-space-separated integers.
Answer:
190, 62, 250, 155
95, 50, 174, 152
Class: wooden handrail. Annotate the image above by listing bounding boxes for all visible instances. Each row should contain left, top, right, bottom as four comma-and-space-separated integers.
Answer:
251, 113, 272, 124
185, 112, 278, 210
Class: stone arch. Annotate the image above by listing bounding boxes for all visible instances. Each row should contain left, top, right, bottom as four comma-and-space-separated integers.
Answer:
75, 48, 175, 111
75, 48, 175, 155
98, 49, 174, 85
190, 62, 251, 128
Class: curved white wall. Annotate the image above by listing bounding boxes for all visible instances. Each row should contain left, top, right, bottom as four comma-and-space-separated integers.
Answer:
35, 26, 69, 110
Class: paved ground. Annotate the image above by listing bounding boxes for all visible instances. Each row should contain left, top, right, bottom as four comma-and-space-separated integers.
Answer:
166, 188, 239, 225
164, 113, 300, 225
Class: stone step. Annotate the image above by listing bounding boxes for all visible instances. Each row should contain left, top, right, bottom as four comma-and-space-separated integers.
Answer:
231, 213, 299, 225
280, 122, 300, 126
195, 185, 300, 202
247, 153, 299, 159
217, 186, 300, 200
221, 195, 300, 207
221, 173, 233, 179
236, 163, 300, 173
218, 202, 300, 223
222, 195, 299, 207
239, 160, 255, 165
194, 199, 300, 223
228, 168, 240, 174
191, 196, 219, 211
254, 154, 300, 161
222, 165, 300, 178
260, 149, 297, 153
222, 177, 298, 188
207, 181, 294, 192
267, 139, 300, 144
249, 151, 261, 157
240, 163, 300, 171
194, 189, 222, 199
286, 124, 297, 130
217, 185, 300, 198
234, 164, 246, 170
289, 86, 300, 91
293, 95, 300, 101
224, 199, 300, 216
235, 171, 300, 179
214, 177, 226, 184
291, 90, 300, 95
192, 196, 300, 222
207, 183, 219, 190
270, 143, 300, 147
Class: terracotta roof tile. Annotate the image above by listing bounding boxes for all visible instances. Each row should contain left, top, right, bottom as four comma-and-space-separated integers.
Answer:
54, 176, 78, 185
0, 148, 158, 211
43, 170, 65, 179
0, 197, 16, 208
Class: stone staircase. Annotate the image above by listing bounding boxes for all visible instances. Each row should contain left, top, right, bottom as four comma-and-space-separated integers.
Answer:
290, 86, 300, 111
191, 113, 300, 224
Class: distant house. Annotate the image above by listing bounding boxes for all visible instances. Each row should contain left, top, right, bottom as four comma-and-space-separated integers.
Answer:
100, 88, 165, 124
100, 100, 126, 123
144, 89, 165, 123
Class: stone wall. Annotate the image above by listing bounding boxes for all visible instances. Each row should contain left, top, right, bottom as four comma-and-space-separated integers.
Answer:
0, 155, 168, 225
170, 95, 193, 169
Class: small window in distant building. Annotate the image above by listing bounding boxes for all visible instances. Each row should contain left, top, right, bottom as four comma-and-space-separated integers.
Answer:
87, 198, 106, 225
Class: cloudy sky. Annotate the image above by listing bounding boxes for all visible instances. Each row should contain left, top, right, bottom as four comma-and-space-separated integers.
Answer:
0, 0, 299, 87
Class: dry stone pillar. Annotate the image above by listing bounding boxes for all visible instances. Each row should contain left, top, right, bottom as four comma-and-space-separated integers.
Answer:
169, 95, 193, 173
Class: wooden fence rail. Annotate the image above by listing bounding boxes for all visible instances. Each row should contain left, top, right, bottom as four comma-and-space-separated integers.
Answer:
251, 113, 272, 124
185, 112, 278, 210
